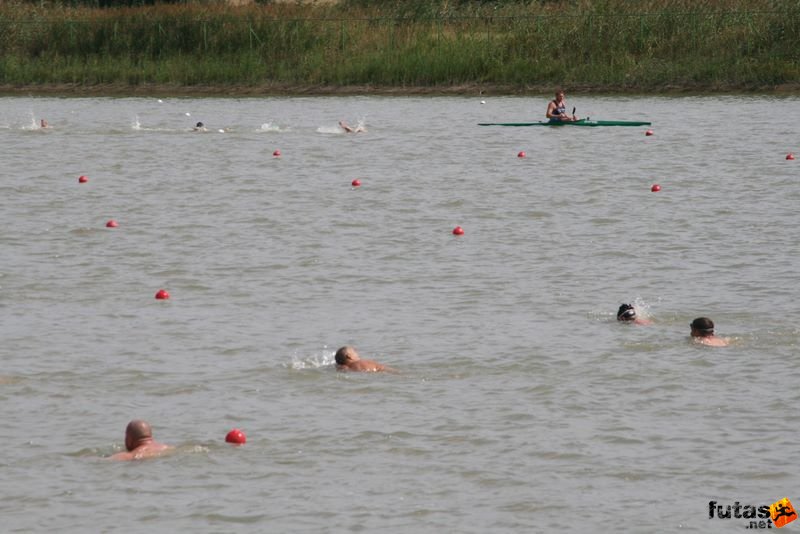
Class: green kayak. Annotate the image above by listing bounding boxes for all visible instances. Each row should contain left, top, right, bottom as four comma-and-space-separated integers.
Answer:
478, 119, 651, 127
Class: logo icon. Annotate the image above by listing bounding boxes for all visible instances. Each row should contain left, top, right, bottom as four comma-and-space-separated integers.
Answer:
770, 498, 797, 528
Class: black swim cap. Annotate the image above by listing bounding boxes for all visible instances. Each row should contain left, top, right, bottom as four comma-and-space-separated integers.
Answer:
617, 304, 636, 321
196, 122, 204, 127
690, 317, 714, 333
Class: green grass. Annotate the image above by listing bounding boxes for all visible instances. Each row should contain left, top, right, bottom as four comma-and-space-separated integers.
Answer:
0, 0, 798, 91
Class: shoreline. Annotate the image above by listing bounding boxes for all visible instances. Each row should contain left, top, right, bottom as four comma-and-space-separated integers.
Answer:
3, 82, 800, 98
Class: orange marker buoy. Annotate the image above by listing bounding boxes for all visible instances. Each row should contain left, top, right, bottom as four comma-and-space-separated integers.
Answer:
155, 289, 170, 300
351, 179, 361, 187
517, 151, 526, 158
787, 153, 795, 160
651, 184, 661, 192
106, 220, 118, 228
452, 226, 465, 236
225, 428, 247, 445
645, 130, 654, 136
273, 149, 281, 157
78, 175, 88, 183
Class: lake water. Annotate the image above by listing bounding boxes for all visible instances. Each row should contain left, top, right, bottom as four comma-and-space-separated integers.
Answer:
1, 94, 798, 533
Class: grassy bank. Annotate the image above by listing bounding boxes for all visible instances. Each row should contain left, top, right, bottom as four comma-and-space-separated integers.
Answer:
1, 0, 798, 94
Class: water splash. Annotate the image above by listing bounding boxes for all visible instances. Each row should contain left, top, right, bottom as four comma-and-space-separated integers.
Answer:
258, 122, 283, 132
317, 125, 344, 134
181, 444, 210, 454
22, 110, 39, 130
320, 117, 367, 134
131, 115, 141, 130
288, 349, 335, 370
631, 297, 655, 320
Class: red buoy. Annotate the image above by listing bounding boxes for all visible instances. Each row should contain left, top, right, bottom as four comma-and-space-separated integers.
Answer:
225, 428, 246, 445
351, 179, 361, 187
106, 220, 118, 228
155, 289, 170, 300
517, 151, 526, 158
273, 150, 281, 157
78, 175, 88, 183
651, 184, 661, 192
645, 130, 654, 136
787, 153, 795, 160
452, 226, 465, 236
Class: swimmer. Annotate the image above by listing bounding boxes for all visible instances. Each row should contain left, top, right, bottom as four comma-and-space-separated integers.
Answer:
690, 317, 730, 347
40, 119, 50, 129
339, 120, 366, 133
335, 346, 394, 373
109, 419, 173, 461
616, 303, 653, 325
192, 121, 207, 132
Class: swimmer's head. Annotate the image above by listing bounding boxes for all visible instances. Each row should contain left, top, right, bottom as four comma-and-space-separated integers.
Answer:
335, 346, 359, 365
196, 122, 204, 128
617, 304, 636, 321
125, 419, 153, 451
690, 317, 715, 337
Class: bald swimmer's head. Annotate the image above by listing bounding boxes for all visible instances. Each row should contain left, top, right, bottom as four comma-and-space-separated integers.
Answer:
125, 420, 153, 451
335, 346, 360, 365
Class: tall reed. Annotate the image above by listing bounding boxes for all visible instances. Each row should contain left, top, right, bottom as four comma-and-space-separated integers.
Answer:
0, 0, 797, 90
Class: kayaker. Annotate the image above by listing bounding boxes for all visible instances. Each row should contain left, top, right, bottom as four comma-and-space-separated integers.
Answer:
546, 90, 578, 122
689, 317, 730, 347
